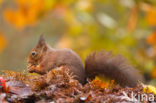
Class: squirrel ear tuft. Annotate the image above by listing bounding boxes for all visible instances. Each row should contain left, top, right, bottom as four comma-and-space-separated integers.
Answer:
36, 35, 46, 48
39, 35, 45, 42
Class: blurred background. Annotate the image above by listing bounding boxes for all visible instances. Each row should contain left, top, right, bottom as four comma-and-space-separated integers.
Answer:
1, 0, 156, 85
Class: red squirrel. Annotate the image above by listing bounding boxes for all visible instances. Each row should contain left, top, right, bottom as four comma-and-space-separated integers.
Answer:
27, 36, 143, 87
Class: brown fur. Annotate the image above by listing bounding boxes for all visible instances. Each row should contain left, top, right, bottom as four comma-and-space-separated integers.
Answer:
27, 36, 144, 87
85, 51, 144, 87
27, 36, 86, 83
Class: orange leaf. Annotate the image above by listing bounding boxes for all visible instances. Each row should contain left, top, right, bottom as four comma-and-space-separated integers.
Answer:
92, 79, 110, 89
144, 4, 156, 26
3, 0, 45, 29
127, 5, 138, 32
0, 33, 7, 53
4, 9, 27, 29
151, 67, 156, 78
146, 31, 156, 45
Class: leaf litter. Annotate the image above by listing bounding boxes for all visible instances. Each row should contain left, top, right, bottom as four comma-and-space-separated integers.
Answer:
0, 66, 156, 103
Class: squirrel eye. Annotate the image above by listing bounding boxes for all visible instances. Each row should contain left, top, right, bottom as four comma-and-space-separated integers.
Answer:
32, 51, 36, 56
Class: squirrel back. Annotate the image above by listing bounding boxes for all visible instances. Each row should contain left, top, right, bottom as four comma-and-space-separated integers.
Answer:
27, 36, 143, 87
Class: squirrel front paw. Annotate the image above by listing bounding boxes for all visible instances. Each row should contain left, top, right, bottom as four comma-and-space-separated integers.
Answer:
27, 65, 36, 73
27, 64, 46, 75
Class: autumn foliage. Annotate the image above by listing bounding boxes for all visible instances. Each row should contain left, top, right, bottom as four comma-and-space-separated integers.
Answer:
1, 0, 156, 99
0, 67, 156, 103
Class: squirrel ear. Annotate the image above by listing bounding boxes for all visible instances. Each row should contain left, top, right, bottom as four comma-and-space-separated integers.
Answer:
42, 44, 48, 52
36, 35, 46, 48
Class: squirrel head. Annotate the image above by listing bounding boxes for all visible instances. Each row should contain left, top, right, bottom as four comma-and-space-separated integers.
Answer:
27, 35, 48, 69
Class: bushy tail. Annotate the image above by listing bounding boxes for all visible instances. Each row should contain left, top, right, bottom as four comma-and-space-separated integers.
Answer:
85, 51, 144, 87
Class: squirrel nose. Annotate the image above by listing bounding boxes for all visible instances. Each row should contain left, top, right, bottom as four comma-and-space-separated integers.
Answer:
32, 52, 35, 55
31, 51, 36, 56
